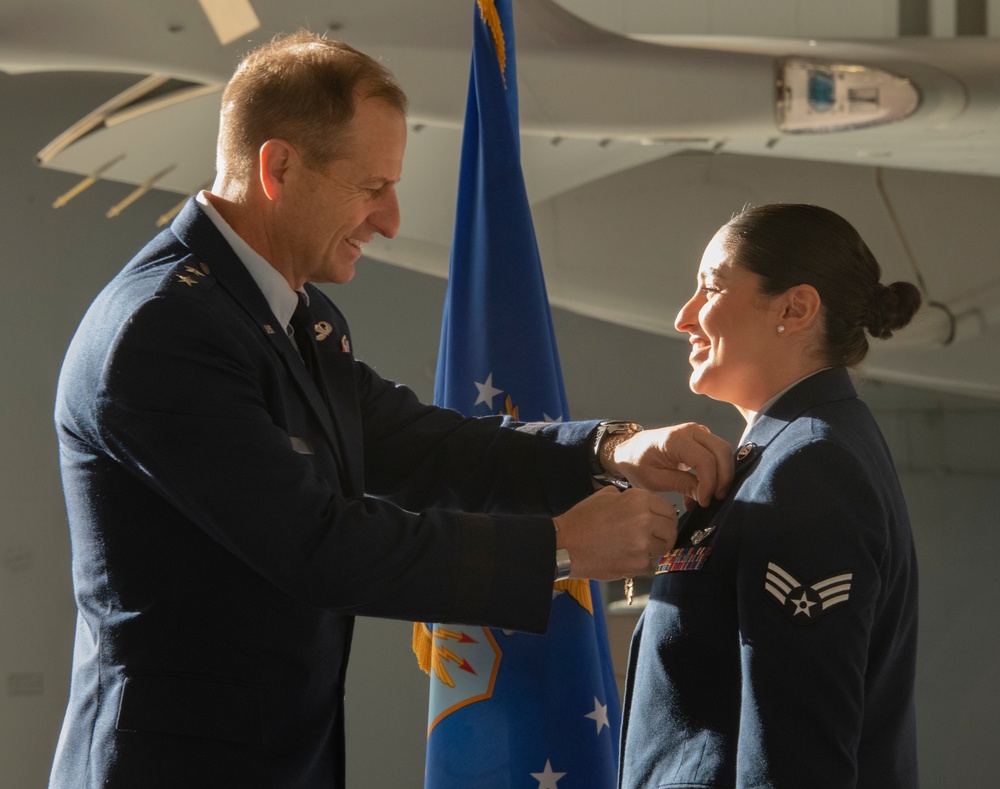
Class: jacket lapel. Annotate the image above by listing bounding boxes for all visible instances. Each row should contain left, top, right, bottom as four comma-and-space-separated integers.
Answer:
677, 368, 859, 544
677, 440, 763, 542
299, 285, 364, 496
168, 199, 358, 492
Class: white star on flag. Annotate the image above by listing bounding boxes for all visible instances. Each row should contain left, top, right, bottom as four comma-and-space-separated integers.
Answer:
585, 696, 609, 733
531, 759, 566, 789
474, 372, 503, 409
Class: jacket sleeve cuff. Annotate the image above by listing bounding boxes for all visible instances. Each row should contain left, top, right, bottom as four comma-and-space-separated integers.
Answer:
449, 512, 556, 634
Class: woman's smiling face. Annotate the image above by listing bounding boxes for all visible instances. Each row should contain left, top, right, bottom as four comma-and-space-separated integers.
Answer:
674, 227, 785, 412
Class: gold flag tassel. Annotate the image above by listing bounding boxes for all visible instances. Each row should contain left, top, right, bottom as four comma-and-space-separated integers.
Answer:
412, 622, 433, 675
555, 578, 594, 615
476, 0, 506, 85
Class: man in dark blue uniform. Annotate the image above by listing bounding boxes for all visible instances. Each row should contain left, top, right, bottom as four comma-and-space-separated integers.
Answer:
49, 32, 733, 789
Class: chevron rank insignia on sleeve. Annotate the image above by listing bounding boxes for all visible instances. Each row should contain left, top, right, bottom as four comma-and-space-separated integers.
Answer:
764, 562, 853, 625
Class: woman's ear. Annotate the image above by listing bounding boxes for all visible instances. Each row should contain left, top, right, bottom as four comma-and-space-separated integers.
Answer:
258, 139, 294, 202
780, 284, 822, 334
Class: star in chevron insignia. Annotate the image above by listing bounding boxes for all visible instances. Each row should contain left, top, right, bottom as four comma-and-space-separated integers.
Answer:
530, 759, 566, 789
474, 372, 503, 409
764, 561, 854, 625
790, 591, 817, 617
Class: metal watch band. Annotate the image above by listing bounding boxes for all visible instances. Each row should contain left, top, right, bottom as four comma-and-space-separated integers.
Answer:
590, 420, 643, 488
554, 547, 571, 581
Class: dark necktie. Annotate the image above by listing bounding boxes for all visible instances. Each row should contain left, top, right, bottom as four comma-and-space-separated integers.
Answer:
290, 293, 324, 390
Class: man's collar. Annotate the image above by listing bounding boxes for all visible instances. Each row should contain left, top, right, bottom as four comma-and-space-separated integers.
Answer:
196, 191, 299, 333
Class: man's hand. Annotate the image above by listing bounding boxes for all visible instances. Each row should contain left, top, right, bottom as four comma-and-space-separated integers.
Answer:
553, 487, 677, 580
606, 423, 734, 508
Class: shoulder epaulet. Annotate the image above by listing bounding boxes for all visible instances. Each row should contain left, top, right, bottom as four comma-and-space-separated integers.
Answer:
164, 258, 216, 297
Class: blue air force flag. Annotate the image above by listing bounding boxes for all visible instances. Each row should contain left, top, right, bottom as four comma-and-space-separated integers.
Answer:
415, 1, 622, 787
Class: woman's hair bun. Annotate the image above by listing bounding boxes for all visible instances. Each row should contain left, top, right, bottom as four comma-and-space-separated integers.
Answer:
867, 281, 923, 339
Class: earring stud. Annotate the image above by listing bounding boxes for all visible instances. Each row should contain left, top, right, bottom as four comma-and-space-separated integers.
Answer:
777, 325, 786, 334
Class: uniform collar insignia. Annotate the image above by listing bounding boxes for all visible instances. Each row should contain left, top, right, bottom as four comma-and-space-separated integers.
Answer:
314, 321, 332, 341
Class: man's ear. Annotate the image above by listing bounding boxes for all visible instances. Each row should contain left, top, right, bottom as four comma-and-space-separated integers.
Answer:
258, 139, 294, 202
780, 284, 822, 333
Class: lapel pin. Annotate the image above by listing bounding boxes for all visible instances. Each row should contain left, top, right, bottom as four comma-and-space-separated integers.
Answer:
314, 321, 333, 342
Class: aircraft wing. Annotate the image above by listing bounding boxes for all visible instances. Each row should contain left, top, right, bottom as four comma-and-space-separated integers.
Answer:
4, 0, 1000, 397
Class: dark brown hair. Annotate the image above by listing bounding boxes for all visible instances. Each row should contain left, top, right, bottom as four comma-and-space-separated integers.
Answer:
723, 203, 922, 367
217, 30, 408, 182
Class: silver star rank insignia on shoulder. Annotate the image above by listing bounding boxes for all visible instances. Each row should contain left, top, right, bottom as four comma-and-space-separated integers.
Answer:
174, 260, 211, 288
764, 562, 853, 625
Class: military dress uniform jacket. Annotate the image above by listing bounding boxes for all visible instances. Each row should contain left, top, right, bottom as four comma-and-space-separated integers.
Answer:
620, 368, 918, 789
50, 199, 599, 789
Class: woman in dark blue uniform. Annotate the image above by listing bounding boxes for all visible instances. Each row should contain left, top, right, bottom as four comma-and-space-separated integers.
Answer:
619, 204, 922, 788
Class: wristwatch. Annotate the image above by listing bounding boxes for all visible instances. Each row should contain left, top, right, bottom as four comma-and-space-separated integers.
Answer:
590, 420, 643, 488
554, 547, 571, 581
